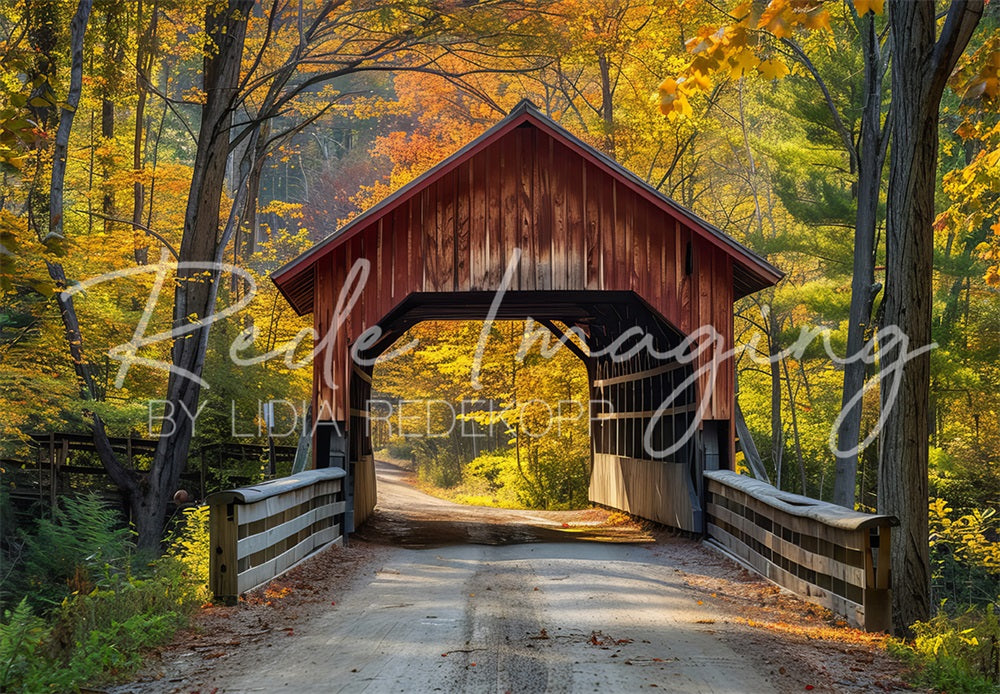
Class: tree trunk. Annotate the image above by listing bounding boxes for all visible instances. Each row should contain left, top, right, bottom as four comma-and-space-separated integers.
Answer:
138, 0, 252, 551
132, 0, 159, 265
880, 0, 983, 634
597, 52, 615, 156
42, 0, 147, 522
833, 12, 884, 509
768, 312, 783, 488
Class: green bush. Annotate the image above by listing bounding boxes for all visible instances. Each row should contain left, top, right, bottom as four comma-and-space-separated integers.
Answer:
16, 494, 134, 610
385, 436, 414, 460
891, 604, 1000, 693
0, 497, 211, 692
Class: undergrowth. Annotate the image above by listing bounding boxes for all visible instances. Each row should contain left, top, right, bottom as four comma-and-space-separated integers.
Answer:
0, 498, 210, 692
887, 499, 1000, 693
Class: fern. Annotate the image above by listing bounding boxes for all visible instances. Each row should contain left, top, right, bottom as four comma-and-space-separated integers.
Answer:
0, 598, 48, 691
20, 494, 135, 609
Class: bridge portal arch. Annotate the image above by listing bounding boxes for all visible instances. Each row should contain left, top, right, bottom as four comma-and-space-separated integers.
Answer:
272, 100, 782, 532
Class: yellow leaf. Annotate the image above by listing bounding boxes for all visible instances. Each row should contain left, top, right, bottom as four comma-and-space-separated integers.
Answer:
658, 91, 677, 115
688, 72, 712, 92
658, 78, 678, 96
854, 0, 871, 14
665, 95, 693, 120
729, 50, 759, 78
758, 58, 790, 80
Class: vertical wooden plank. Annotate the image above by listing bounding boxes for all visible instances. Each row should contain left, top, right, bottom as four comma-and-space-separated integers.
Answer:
470, 150, 487, 289
535, 132, 553, 290
584, 162, 601, 289
390, 208, 406, 304
438, 175, 456, 291
209, 502, 238, 602
407, 198, 421, 297
501, 139, 518, 287
457, 161, 471, 291
715, 249, 734, 421
422, 187, 437, 291
612, 183, 625, 290
600, 171, 614, 289
313, 264, 327, 426
678, 224, 691, 334
662, 217, 675, 327
564, 145, 585, 290
330, 251, 348, 422
353, 232, 367, 334
375, 220, 385, 322
647, 203, 663, 316
624, 189, 635, 291
697, 238, 713, 416
518, 127, 535, 290
486, 143, 502, 288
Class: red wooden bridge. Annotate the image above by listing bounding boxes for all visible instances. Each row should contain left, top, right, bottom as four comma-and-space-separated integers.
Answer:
209, 101, 896, 633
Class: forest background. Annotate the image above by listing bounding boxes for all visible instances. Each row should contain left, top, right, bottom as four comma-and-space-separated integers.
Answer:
0, 0, 999, 685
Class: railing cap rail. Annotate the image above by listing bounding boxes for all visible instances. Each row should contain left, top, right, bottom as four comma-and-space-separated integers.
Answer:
704, 470, 898, 531
206, 467, 346, 505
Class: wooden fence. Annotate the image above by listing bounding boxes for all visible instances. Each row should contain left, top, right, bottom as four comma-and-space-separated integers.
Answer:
704, 470, 897, 632
208, 468, 347, 602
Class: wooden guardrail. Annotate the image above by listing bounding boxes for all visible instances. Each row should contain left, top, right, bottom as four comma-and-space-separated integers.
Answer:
704, 470, 897, 632
208, 468, 347, 602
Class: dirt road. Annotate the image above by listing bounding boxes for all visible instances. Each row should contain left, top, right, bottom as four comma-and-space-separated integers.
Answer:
119, 462, 909, 693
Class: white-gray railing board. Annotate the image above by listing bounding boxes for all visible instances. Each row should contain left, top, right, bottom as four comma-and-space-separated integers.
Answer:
704, 470, 897, 632
208, 468, 347, 602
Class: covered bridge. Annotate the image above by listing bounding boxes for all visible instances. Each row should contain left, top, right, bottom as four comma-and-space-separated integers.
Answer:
271, 100, 783, 533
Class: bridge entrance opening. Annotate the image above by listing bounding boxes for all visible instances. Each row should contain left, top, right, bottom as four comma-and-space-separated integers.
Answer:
367, 318, 594, 513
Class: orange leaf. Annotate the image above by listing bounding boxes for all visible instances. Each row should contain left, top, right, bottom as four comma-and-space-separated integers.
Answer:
658, 78, 678, 96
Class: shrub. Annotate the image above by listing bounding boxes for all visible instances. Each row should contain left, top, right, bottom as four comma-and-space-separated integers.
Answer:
892, 604, 1000, 693
929, 499, 1000, 607
166, 504, 211, 603
0, 497, 212, 691
17, 494, 134, 610
0, 598, 49, 691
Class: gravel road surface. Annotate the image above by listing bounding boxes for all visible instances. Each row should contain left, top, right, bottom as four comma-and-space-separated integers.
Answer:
115, 461, 910, 693
203, 462, 774, 692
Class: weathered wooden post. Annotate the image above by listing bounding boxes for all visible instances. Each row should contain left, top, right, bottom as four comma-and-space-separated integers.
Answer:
209, 498, 238, 604
863, 525, 893, 633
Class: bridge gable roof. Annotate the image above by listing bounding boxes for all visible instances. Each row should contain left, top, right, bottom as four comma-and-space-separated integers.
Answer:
272, 99, 782, 316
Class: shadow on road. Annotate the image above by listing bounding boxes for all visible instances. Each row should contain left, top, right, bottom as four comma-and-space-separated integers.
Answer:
353, 460, 657, 548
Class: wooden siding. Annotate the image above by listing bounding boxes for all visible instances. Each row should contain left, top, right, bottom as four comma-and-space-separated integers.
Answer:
312, 126, 735, 427
297, 117, 760, 531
